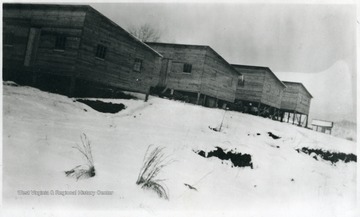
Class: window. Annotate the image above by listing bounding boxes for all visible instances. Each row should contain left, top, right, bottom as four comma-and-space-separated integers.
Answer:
95, 44, 107, 59
183, 63, 192, 73
55, 35, 66, 50
133, 58, 142, 72
4, 32, 14, 46
238, 75, 245, 87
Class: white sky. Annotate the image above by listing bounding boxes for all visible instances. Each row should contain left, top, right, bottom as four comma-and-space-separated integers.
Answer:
90, 2, 357, 122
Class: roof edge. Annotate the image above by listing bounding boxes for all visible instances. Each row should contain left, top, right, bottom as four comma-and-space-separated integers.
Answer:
282, 81, 313, 98
231, 64, 286, 88
4, 3, 163, 58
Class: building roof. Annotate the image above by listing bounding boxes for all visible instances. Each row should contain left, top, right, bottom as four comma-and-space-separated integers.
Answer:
231, 64, 287, 88
311, 119, 333, 128
146, 42, 241, 76
3, 3, 163, 58
282, 81, 313, 98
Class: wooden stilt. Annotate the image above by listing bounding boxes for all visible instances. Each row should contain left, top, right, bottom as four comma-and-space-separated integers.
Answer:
287, 112, 290, 123
170, 89, 174, 95
298, 114, 302, 126
196, 92, 201, 105
292, 111, 296, 125
305, 115, 309, 128
203, 95, 207, 106
145, 87, 151, 102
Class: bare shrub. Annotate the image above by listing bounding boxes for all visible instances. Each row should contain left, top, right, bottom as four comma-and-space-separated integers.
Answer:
65, 133, 95, 180
136, 145, 171, 200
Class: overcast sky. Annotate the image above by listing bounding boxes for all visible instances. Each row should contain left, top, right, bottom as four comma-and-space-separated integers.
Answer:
90, 2, 356, 122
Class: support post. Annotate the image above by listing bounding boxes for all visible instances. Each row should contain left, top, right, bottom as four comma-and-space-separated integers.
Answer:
298, 114, 302, 126
257, 103, 261, 116
170, 89, 174, 95
203, 95, 207, 106
196, 92, 201, 105
292, 111, 296, 125
305, 115, 309, 128
287, 112, 290, 123
272, 108, 276, 120
222, 103, 227, 109
145, 87, 151, 102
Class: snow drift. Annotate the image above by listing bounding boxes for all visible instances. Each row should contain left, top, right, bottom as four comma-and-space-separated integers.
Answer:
2, 82, 357, 217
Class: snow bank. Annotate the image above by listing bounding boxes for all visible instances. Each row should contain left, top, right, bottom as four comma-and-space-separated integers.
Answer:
2, 83, 357, 217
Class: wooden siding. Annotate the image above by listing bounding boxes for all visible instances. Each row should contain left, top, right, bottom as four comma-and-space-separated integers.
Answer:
295, 84, 311, 114
202, 48, 238, 102
148, 44, 206, 93
281, 82, 311, 115
260, 71, 284, 108
3, 5, 87, 80
35, 27, 83, 76
75, 8, 162, 94
233, 66, 265, 103
3, 18, 31, 78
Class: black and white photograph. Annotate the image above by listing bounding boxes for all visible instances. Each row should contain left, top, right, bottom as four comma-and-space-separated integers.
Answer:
2, 0, 358, 216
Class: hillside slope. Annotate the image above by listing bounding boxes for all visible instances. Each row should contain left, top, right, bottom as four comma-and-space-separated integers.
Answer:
2, 82, 357, 217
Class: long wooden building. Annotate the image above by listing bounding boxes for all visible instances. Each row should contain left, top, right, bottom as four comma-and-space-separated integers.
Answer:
147, 42, 240, 108
280, 81, 313, 127
230, 64, 286, 119
3, 3, 162, 97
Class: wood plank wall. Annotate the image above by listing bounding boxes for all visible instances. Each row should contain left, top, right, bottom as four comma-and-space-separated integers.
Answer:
3, 18, 31, 78
295, 85, 311, 114
201, 48, 238, 103
3, 6, 87, 79
260, 71, 284, 109
148, 44, 206, 93
281, 82, 311, 115
75, 8, 162, 94
233, 66, 265, 103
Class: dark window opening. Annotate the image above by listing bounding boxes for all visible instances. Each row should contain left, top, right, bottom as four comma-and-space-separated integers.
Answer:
183, 63, 192, 73
133, 58, 142, 72
55, 35, 66, 50
95, 44, 107, 59
4, 32, 14, 46
238, 75, 245, 87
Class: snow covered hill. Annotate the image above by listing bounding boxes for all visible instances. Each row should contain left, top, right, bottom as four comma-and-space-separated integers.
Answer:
2, 82, 357, 217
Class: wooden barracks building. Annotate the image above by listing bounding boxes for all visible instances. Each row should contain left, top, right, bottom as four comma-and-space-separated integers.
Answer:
3, 3, 162, 97
147, 42, 241, 108
280, 81, 313, 127
230, 64, 286, 119
3, 3, 313, 124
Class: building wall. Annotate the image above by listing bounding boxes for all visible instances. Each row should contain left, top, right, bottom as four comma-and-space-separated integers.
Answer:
281, 82, 311, 115
147, 44, 207, 93
260, 71, 284, 109
233, 67, 265, 103
295, 85, 311, 115
201, 48, 238, 103
3, 5, 86, 81
75, 8, 162, 94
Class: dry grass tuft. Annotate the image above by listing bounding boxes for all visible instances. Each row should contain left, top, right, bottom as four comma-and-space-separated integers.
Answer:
65, 133, 95, 180
136, 145, 171, 200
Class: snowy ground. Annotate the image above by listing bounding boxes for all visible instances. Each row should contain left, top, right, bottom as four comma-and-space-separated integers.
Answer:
2, 82, 358, 217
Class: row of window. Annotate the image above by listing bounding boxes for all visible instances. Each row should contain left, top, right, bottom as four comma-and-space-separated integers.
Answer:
6, 33, 245, 82
54, 35, 143, 72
